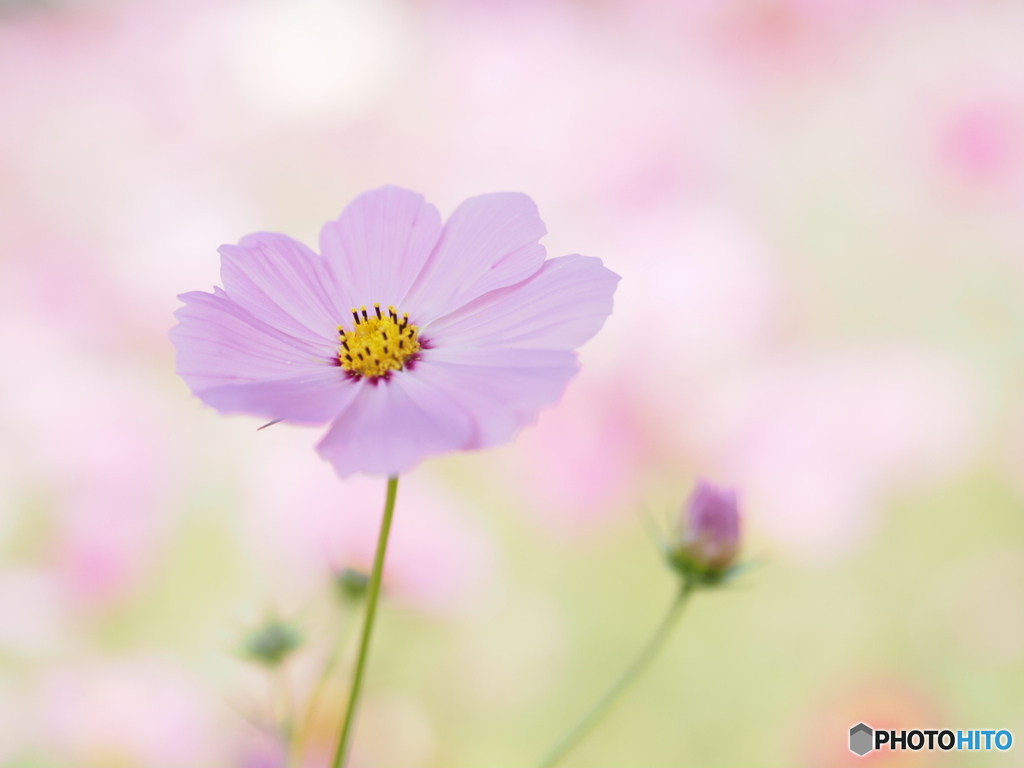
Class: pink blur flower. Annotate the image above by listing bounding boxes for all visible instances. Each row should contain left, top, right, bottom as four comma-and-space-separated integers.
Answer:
499, 378, 647, 531
172, 186, 619, 477
240, 437, 498, 615
37, 657, 222, 768
939, 100, 1020, 187
720, 349, 979, 559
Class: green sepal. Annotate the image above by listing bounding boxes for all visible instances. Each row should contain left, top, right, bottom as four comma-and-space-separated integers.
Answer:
242, 619, 302, 667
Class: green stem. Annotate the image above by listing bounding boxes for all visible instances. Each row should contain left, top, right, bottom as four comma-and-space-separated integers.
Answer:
536, 580, 695, 768
275, 664, 295, 755
330, 475, 399, 768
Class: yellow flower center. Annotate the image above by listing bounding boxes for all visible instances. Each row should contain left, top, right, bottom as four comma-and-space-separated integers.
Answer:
338, 304, 421, 379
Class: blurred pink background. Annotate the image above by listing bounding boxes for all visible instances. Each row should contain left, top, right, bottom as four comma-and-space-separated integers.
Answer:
1, 0, 1022, 766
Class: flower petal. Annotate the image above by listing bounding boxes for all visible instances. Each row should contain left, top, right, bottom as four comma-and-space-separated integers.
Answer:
319, 186, 443, 311
172, 290, 334, 387
402, 193, 547, 323
220, 232, 349, 345
425, 254, 620, 350
413, 350, 580, 448
316, 373, 474, 477
172, 290, 352, 423
198, 369, 360, 425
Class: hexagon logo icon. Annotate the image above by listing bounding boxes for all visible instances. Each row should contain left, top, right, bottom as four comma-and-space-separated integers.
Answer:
849, 723, 873, 756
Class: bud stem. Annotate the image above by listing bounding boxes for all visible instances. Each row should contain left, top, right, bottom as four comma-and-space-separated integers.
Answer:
276, 664, 296, 749
290, 605, 362, 766
536, 580, 695, 768
331, 475, 400, 768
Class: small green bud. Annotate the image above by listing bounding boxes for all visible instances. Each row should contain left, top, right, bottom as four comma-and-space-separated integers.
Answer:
335, 567, 370, 601
242, 620, 302, 667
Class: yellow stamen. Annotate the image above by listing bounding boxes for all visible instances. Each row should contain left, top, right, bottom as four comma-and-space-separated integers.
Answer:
338, 305, 421, 379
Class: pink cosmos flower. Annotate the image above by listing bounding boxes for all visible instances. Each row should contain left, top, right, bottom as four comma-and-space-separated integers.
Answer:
171, 186, 619, 477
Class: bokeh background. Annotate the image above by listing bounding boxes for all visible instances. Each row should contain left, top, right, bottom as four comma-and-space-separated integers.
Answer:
2, 0, 1023, 765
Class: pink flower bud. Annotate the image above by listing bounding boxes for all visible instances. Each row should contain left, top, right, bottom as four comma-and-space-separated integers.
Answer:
674, 480, 740, 577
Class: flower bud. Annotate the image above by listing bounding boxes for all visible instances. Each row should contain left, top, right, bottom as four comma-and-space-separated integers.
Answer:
242, 620, 302, 667
335, 568, 370, 602
670, 479, 740, 581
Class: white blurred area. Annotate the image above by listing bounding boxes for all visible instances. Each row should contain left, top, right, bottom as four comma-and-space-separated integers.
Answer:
225, 0, 411, 123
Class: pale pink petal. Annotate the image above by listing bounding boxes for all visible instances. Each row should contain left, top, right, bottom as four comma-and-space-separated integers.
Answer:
319, 186, 443, 311
402, 193, 547, 323
173, 290, 335, 387
172, 291, 335, 388
220, 232, 349, 345
316, 373, 475, 477
198, 368, 360, 424
172, 291, 353, 422
425, 254, 619, 350
413, 349, 579, 448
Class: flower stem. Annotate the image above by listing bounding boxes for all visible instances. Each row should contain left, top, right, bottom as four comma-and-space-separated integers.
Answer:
331, 475, 399, 768
536, 580, 695, 768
